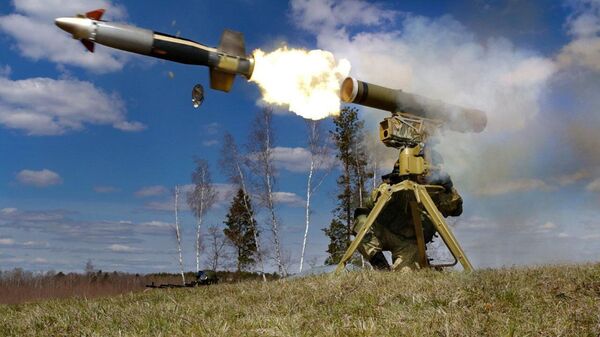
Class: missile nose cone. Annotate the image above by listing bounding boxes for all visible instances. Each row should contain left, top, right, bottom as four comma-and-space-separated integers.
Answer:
54, 17, 91, 39
55, 17, 75, 33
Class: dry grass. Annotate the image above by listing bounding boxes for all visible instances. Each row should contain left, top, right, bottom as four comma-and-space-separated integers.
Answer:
1, 263, 599, 336
0, 271, 183, 305
0, 270, 271, 305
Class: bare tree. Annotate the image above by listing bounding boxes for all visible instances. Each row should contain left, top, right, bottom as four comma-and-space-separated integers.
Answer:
246, 108, 286, 276
173, 185, 185, 285
206, 224, 229, 271
220, 133, 267, 281
187, 159, 217, 273
299, 120, 333, 273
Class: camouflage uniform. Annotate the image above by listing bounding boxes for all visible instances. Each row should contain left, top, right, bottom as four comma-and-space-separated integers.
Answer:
353, 173, 463, 271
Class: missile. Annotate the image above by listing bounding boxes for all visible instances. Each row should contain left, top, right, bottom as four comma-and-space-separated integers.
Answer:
55, 9, 254, 92
341, 77, 487, 133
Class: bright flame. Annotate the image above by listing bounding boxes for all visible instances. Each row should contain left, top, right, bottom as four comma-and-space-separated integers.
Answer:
250, 47, 351, 120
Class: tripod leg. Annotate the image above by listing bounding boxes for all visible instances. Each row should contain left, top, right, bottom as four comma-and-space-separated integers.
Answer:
410, 201, 429, 269
415, 186, 474, 272
335, 188, 392, 274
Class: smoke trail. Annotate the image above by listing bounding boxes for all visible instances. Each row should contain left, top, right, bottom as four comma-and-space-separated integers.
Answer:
250, 46, 351, 120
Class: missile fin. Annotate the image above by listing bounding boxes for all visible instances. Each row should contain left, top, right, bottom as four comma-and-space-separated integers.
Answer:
85, 9, 105, 21
209, 68, 235, 92
218, 29, 246, 57
81, 39, 95, 53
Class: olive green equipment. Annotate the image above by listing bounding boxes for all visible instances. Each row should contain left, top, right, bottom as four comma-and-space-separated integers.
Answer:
335, 77, 488, 273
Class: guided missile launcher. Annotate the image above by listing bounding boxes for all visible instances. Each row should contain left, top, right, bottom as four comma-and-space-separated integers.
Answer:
55, 9, 254, 92
340, 77, 487, 133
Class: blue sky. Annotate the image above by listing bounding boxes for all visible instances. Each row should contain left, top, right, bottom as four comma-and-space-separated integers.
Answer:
1, 0, 599, 273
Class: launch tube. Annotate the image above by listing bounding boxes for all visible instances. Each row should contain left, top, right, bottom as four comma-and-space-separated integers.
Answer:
341, 77, 487, 133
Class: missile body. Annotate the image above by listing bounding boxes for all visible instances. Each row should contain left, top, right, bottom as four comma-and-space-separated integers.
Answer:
55, 9, 253, 92
341, 77, 487, 133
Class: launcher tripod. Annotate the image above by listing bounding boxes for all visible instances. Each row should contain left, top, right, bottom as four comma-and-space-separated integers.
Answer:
334, 114, 474, 274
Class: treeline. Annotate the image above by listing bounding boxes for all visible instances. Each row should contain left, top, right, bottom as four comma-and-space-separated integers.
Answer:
0, 268, 276, 304
181, 106, 375, 278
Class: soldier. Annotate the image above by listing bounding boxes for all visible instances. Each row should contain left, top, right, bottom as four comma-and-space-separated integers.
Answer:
353, 161, 463, 271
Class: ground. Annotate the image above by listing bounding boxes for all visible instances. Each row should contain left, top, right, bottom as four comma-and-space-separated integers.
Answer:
1, 264, 599, 336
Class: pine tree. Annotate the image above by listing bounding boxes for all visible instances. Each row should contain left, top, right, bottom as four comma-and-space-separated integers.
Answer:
223, 188, 258, 272
323, 219, 347, 265
323, 107, 369, 265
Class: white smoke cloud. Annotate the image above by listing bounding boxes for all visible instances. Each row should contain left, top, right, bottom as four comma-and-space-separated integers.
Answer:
291, 0, 600, 195
289, 0, 600, 268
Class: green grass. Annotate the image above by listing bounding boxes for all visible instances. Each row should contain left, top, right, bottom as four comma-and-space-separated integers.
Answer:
1, 264, 599, 336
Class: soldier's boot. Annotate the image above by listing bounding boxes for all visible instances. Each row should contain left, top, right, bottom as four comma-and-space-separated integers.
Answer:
437, 187, 463, 217
369, 251, 390, 270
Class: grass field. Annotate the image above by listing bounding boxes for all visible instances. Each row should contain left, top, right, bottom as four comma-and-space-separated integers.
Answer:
1, 264, 599, 336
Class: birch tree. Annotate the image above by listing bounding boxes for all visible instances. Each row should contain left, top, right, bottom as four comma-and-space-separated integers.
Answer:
299, 120, 332, 273
187, 159, 217, 273
173, 185, 185, 285
206, 224, 229, 271
246, 108, 286, 276
220, 133, 266, 281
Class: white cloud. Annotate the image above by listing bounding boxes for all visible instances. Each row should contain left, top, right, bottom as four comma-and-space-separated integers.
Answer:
1, 208, 18, 215
144, 200, 176, 212
557, 170, 590, 186
0, 208, 171, 243
108, 244, 138, 252
557, 0, 600, 71
135, 185, 168, 197
0, 0, 128, 72
113, 121, 146, 132
272, 147, 312, 172
581, 233, 600, 240
16, 169, 62, 187
474, 178, 551, 196
271, 146, 335, 173
291, 0, 396, 33
272, 191, 305, 207
144, 183, 236, 211
93, 185, 119, 193
0, 238, 15, 245
202, 140, 219, 147
0, 65, 11, 77
23, 240, 48, 247
140, 220, 172, 229
540, 222, 557, 230
33, 257, 48, 263
537, 222, 560, 234
202, 122, 220, 135
586, 177, 600, 192
0, 76, 145, 135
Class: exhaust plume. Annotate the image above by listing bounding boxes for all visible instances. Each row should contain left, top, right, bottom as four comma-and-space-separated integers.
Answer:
250, 46, 351, 120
